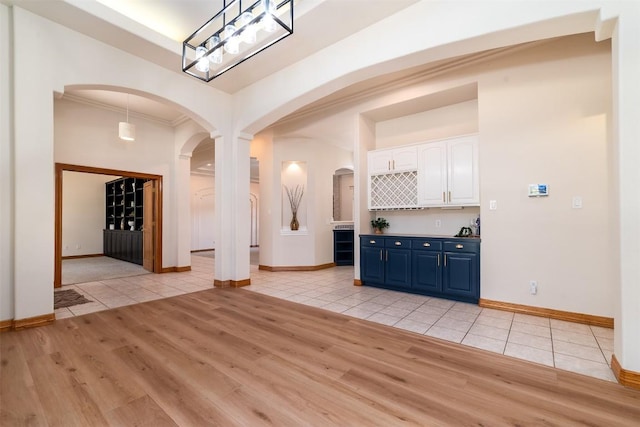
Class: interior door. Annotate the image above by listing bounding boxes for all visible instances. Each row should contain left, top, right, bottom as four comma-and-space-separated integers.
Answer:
143, 180, 156, 272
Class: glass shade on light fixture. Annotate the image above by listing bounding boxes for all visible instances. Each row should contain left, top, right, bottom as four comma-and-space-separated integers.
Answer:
261, 0, 277, 32
223, 24, 239, 54
195, 46, 210, 72
238, 12, 256, 44
118, 122, 135, 141
208, 36, 223, 64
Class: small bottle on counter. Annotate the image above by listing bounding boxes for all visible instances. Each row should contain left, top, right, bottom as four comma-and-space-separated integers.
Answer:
475, 216, 480, 236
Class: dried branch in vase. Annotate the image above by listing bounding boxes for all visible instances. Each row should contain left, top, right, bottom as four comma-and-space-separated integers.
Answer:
284, 184, 304, 215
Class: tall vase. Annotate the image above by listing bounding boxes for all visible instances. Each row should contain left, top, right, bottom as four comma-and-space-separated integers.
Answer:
290, 212, 299, 231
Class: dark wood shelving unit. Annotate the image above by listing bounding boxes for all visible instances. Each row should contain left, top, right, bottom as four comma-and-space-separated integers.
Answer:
104, 177, 148, 265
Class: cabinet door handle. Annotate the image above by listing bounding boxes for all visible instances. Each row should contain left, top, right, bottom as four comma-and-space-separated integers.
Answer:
395, 241, 401, 246
370, 240, 376, 244
423, 242, 430, 247
385, 250, 388, 262
444, 254, 447, 267
393, 160, 395, 170
448, 191, 451, 202
442, 192, 446, 202
456, 244, 464, 249
380, 249, 383, 261
437, 253, 440, 266
388, 160, 391, 171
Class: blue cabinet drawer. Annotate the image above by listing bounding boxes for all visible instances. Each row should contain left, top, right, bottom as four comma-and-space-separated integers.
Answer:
444, 241, 479, 253
385, 238, 412, 249
413, 239, 442, 251
361, 237, 384, 247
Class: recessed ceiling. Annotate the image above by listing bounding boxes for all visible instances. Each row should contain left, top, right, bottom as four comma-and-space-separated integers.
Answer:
8, 0, 420, 94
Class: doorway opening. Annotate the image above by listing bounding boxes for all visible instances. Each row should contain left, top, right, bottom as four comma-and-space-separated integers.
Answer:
54, 163, 163, 288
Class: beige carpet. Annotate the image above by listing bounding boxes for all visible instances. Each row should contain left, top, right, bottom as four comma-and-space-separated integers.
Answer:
62, 256, 149, 285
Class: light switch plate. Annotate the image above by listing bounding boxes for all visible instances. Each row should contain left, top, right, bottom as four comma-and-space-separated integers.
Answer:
572, 196, 583, 209
489, 200, 497, 210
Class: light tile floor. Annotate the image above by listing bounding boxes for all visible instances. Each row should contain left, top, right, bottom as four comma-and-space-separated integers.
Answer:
56, 256, 616, 382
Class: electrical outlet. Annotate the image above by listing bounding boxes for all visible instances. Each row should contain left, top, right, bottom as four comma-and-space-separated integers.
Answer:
76, 244, 81, 249
435, 219, 441, 228
530, 280, 537, 295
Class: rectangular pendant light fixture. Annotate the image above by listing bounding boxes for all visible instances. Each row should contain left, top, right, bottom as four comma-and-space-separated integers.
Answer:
182, 0, 294, 82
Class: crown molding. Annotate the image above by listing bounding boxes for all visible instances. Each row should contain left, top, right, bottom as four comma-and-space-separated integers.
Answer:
61, 92, 189, 127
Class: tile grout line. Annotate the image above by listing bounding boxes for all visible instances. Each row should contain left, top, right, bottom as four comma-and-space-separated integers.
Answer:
590, 325, 611, 366
550, 324, 557, 368
501, 311, 515, 356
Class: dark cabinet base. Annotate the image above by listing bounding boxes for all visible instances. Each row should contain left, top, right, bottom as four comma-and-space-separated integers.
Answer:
104, 230, 143, 265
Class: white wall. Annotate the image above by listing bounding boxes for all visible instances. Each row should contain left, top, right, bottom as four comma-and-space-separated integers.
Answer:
6, 5, 230, 321
477, 35, 612, 317
252, 131, 275, 266
54, 97, 178, 263
62, 171, 113, 257
255, 136, 352, 267
339, 173, 354, 221
376, 100, 478, 149
190, 174, 216, 251
0, 4, 13, 320
250, 181, 260, 247
375, 209, 480, 238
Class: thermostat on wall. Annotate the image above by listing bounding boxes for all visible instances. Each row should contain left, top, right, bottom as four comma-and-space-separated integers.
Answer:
528, 184, 548, 197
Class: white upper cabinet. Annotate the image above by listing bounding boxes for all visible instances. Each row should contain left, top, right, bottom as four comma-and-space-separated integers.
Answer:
368, 146, 418, 175
367, 136, 478, 210
416, 142, 447, 206
448, 136, 479, 205
418, 135, 479, 207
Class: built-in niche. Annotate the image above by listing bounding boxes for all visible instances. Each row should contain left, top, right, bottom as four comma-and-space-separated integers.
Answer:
281, 161, 307, 232
332, 167, 354, 222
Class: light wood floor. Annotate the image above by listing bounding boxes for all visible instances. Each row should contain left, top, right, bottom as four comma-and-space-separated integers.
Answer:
2, 288, 639, 426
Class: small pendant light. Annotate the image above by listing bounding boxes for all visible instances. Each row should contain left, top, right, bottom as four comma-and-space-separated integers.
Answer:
119, 93, 135, 141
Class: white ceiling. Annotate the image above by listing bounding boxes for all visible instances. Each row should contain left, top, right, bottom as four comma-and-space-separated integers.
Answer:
7, 0, 420, 94
6, 0, 423, 147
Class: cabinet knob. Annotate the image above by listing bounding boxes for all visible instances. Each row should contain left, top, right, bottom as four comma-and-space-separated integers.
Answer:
394, 241, 402, 246
456, 244, 464, 249
369, 240, 376, 244
423, 242, 431, 247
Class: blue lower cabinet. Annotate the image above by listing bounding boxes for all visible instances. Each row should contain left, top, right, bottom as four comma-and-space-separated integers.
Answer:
360, 246, 385, 284
359, 237, 411, 288
443, 252, 478, 300
412, 250, 441, 292
360, 235, 480, 303
385, 248, 411, 288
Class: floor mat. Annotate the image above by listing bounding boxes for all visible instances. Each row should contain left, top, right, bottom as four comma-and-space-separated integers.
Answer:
54, 289, 93, 309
